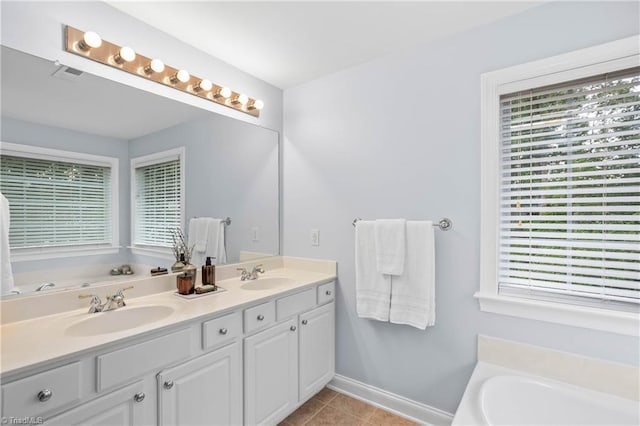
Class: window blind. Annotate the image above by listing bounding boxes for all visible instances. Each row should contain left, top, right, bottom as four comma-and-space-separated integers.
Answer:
499, 67, 640, 311
134, 158, 181, 247
0, 155, 113, 249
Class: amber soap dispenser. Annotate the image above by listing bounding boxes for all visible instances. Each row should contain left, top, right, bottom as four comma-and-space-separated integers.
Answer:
202, 256, 216, 289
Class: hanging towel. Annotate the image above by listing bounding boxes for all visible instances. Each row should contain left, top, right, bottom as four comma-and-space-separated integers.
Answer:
356, 220, 391, 322
390, 221, 435, 329
190, 218, 226, 266
188, 217, 211, 253
1, 193, 15, 295
374, 219, 406, 275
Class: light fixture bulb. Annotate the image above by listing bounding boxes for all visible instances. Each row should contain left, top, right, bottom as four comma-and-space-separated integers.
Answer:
177, 69, 190, 83
220, 87, 232, 98
146, 58, 165, 74
195, 79, 212, 92
238, 94, 249, 106
114, 46, 136, 64
78, 31, 102, 50
254, 100, 264, 110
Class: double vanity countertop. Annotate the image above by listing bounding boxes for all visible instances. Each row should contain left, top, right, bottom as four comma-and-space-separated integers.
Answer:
0, 256, 337, 377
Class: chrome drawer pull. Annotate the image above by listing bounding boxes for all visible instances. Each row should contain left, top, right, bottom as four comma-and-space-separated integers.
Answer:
134, 392, 145, 402
302, 319, 308, 325
257, 314, 265, 321
326, 290, 332, 295
164, 380, 174, 390
290, 325, 297, 331
219, 328, 228, 335
37, 389, 52, 402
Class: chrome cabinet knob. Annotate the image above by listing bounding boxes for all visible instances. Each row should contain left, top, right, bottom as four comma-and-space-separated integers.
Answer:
219, 328, 228, 335
326, 290, 332, 295
164, 380, 174, 390
37, 389, 52, 402
257, 314, 264, 321
134, 392, 145, 403
301, 319, 308, 325
290, 325, 297, 331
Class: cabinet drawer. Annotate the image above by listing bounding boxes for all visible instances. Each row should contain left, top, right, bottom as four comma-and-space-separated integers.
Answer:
2, 362, 82, 418
97, 328, 191, 392
317, 282, 335, 305
276, 288, 316, 321
203, 311, 242, 350
244, 301, 275, 334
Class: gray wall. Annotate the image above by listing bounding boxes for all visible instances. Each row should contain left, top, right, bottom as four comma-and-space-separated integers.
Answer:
282, 1, 640, 414
1, 117, 131, 273
129, 114, 279, 265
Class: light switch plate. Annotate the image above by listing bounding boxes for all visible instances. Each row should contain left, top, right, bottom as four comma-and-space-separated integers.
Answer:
310, 229, 320, 246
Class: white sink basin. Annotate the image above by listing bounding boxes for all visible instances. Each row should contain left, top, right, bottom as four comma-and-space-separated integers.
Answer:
65, 305, 175, 337
240, 277, 296, 291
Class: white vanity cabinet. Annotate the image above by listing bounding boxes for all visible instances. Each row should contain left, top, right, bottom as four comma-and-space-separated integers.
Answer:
45, 381, 147, 425
1, 279, 336, 426
299, 302, 335, 401
244, 318, 299, 425
157, 342, 242, 426
244, 285, 336, 425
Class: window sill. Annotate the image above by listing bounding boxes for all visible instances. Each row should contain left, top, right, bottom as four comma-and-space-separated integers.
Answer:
129, 246, 175, 260
474, 292, 640, 337
11, 246, 121, 262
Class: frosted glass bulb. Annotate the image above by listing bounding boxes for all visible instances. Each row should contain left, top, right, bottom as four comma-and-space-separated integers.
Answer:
220, 87, 232, 98
119, 46, 136, 62
238, 94, 249, 106
150, 59, 165, 73
79, 31, 102, 50
254, 100, 264, 110
176, 69, 190, 83
198, 79, 212, 91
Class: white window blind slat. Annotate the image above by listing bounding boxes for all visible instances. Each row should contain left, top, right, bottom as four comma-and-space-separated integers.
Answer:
498, 67, 640, 310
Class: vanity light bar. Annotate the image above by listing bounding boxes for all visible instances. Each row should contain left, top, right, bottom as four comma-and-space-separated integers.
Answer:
64, 26, 263, 117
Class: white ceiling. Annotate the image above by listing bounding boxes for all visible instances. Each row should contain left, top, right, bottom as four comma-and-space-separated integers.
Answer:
108, 1, 541, 89
1, 46, 208, 139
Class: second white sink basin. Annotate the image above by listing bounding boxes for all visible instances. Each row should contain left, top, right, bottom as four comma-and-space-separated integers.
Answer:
65, 305, 175, 337
240, 277, 296, 291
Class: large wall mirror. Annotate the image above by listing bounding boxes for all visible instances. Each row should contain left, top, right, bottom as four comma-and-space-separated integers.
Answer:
0, 46, 279, 297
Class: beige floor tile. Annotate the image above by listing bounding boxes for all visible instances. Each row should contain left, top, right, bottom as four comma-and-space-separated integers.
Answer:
328, 394, 376, 421
313, 387, 339, 404
281, 398, 326, 426
306, 405, 362, 426
367, 408, 417, 425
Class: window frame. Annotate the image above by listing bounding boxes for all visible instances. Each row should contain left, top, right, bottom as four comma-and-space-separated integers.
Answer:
0, 142, 120, 261
130, 147, 185, 259
478, 36, 640, 336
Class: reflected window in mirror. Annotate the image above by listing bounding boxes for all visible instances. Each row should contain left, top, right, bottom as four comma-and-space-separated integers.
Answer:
131, 147, 184, 256
0, 142, 119, 261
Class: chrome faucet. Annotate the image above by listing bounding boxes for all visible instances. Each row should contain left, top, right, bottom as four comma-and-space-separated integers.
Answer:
35, 282, 55, 291
78, 286, 133, 313
237, 264, 265, 281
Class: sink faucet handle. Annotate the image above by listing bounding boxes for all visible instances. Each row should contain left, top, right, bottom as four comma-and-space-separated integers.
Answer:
78, 293, 101, 302
253, 264, 264, 272
78, 294, 103, 313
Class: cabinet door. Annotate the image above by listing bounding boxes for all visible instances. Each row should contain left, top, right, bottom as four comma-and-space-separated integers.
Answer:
244, 318, 298, 425
157, 342, 242, 426
299, 302, 335, 401
45, 381, 146, 426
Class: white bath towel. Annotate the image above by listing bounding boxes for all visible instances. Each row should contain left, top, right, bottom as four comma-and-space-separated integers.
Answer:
1, 193, 15, 295
356, 220, 391, 321
188, 217, 210, 252
390, 221, 435, 329
374, 219, 406, 275
190, 218, 226, 266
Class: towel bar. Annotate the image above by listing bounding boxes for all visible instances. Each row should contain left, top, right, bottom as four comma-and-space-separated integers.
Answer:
191, 216, 232, 226
352, 217, 452, 231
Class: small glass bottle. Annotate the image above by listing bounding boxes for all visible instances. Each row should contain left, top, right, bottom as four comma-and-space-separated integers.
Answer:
171, 253, 186, 273
201, 256, 216, 289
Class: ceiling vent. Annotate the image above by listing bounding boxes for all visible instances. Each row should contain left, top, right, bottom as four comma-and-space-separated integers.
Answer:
51, 65, 84, 82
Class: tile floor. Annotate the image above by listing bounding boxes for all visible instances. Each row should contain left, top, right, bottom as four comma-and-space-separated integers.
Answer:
279, 387, 418, 426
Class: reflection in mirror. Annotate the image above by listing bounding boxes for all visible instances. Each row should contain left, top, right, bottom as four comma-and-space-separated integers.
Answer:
0, 46, 279, 297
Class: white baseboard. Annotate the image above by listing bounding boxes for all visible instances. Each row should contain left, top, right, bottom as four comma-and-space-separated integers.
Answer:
327, 374, 454, 426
